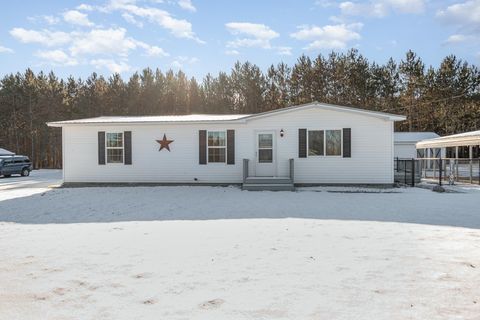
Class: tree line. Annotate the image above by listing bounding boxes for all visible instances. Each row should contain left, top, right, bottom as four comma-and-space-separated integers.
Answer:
0, 49, 479, 168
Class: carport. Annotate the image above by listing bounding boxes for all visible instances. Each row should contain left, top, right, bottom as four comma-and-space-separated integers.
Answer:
416, 130, 480, 184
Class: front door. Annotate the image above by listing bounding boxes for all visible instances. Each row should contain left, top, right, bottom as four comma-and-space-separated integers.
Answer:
255, 131, 276, 176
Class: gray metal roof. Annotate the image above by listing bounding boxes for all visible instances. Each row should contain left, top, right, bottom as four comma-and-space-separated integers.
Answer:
47, 102, 406, 127
394, 132, 439, 143
0, 148, 14, 156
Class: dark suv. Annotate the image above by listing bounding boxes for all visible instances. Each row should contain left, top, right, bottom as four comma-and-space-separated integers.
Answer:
0, 156, 33, 177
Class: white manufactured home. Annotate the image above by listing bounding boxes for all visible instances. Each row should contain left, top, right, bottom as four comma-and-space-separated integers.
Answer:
47, 102, 406, 189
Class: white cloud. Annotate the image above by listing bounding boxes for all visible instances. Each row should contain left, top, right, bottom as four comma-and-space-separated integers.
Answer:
225, 49, 240, 55
108, 1, 204, 43
63, 10, 94, 27
445, 34, 469, 44
35, 49, 78, 66
0, 46, 14, 53
43, 15, 60, 25
437, 1, 480, 28
135, 41, 169, 57
27, 15, 60, 25
339, 0, 425, 17
225, 22, 279, 49
145, 46, 168, 57
178, 0, 196, 12
10, 25, 168, 63
290, 23, 362, 50
76, 4, 94, 11
437, 1, 480, 45
122, 13, 143, 27
10, 28, 72, 47
170, 55, 198, 68
170, 60, 183, 68
69, 28, 136, 57
91, 58, 132, 73
276, 46, 292, 55
315, 0, 337, 8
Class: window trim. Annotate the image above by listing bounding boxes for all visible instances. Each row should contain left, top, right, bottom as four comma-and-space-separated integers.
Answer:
105, 132, 124, 164
307, 128, 343, 157
206, 130, 227, 164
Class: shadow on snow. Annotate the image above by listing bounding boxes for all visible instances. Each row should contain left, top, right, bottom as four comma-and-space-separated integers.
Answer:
0, 186, 479, 229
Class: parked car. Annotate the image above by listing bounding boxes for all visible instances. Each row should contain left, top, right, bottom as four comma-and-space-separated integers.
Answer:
0, 156, 33, 177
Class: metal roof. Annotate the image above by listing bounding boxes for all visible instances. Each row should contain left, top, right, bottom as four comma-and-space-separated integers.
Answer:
0, 148, 14, 156
394, 132, 439, 143
416, 130, 480, 148
47, 102, 406, 127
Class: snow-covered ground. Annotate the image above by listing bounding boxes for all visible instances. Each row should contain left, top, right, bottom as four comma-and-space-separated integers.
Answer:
1, 171, 480, 319
0, 169, 62, 201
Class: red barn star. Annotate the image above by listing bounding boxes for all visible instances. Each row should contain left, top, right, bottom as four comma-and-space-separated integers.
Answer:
156, 134, 174, 152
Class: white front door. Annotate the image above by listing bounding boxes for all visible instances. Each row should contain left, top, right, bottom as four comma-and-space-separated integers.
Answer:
255, 131, 276, 176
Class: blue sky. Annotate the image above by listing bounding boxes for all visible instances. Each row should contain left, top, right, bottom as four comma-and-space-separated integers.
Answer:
1, 0, 479, 80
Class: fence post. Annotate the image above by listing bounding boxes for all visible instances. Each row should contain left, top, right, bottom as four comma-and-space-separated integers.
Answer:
455, 159, 459, 182
411, 158, 415, 187
404, 160, 407, 184
439, 157, 442, 186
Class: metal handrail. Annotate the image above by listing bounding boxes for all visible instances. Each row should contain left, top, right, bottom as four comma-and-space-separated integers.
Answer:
242, 159, 249, 183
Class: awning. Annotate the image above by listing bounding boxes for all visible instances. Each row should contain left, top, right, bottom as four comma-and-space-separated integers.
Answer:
416, 130, 480, 148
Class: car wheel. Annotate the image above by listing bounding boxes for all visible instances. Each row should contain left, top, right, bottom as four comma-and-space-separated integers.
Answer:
21, 168, 30, 177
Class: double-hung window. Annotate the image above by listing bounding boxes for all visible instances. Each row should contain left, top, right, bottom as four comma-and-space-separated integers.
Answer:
207, 131, 226, 163
308, 130, 324, 156
106, 132, 124, 163
308, 129, 342, 156
325, 130, 341, 156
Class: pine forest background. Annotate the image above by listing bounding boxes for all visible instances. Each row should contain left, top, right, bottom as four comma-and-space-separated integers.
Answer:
1, 49, 479, 168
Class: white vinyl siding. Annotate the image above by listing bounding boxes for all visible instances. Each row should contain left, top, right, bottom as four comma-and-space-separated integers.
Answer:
61, 107, 394, 184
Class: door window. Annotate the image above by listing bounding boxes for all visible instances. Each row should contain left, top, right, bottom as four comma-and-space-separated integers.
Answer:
258, 133, 273, 163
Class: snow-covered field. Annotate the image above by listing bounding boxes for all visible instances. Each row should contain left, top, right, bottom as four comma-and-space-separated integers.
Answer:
1, 171, 480, 319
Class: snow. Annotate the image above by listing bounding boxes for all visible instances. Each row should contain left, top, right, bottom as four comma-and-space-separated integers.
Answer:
0, 148, 14, 156
0, 169, 62, 201
1, 171, 480, 319
47, 103, 406, 128
47, 114, 251, 126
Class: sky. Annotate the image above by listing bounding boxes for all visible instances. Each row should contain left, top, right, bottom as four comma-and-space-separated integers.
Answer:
0, 0, 479, 81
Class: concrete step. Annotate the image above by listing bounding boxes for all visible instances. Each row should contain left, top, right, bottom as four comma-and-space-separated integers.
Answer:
245, 177, 292, 184
242, 183, 295, 191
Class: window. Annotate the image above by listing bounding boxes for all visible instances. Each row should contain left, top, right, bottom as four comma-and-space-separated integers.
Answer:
207, 131, 226, 163
307, 129, 342, 156
106, 132, 124, 163
326, 130, 342, 156
308, 130, 324, 156
258, 133, 273, 163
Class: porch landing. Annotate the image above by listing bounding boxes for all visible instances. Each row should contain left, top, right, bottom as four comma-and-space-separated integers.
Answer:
242, 176, 295, 191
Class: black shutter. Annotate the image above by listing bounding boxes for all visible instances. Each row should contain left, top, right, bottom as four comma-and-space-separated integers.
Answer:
199, 130, 207, 164
124, 131, 132, 165
298, 129, 307, 158
98, 131, 105, 165
343, 128, 351, 158
227, 129, 235, 165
